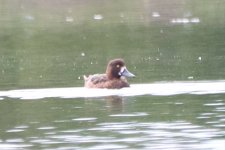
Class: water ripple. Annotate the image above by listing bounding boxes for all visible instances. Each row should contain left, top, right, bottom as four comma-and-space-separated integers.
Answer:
6, 129, 25, 133
110, 112, 149, 117
72, 118, 97, 122
0, 144, 32, 149
1, 120, 225, 149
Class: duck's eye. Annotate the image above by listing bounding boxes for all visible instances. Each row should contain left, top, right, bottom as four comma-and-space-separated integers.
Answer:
116, 64, 120, 68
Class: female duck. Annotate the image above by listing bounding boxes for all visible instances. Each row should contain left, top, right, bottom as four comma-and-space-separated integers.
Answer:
84, 58, 135, 89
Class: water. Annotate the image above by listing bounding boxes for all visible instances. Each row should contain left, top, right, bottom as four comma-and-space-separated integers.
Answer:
1, 0, 225, 149
1, 81, 225, 99
0, 82, 225, 150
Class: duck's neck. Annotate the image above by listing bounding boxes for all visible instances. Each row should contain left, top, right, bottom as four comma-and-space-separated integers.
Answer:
106, 70, 120, 80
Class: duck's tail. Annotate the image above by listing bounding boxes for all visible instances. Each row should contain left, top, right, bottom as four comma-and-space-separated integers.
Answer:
83, 75, 88, 81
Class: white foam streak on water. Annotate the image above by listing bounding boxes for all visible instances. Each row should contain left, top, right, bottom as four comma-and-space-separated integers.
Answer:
1, 80, 225, 100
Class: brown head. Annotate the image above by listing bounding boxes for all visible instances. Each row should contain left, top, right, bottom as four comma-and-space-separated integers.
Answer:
106, 58, 135, 79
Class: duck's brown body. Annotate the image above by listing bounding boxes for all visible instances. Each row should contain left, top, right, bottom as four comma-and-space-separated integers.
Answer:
84, 74, 129, 89
84, 59, 135, 89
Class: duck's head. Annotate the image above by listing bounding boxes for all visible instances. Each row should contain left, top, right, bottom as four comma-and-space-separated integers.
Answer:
106, 58, 135, 79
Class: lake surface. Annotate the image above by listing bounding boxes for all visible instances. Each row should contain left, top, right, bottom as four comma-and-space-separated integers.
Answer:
1, 82, 225, 150
0, 0, 225, 149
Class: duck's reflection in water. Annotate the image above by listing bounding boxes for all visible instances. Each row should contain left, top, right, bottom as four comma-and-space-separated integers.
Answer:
105, 96, 124, 112
84, 96, 124, 112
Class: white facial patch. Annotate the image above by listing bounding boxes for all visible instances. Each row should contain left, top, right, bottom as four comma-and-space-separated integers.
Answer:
118, 66, 126, 76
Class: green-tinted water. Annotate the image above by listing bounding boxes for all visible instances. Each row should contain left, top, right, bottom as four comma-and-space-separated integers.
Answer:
1, 0, 225, 89
0, 0, 225, 149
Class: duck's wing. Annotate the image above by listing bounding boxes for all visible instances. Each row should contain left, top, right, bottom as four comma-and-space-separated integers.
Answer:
85, 74, 108, 84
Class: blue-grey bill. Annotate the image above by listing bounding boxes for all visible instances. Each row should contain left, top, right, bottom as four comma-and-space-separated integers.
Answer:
120, 67, 135, 77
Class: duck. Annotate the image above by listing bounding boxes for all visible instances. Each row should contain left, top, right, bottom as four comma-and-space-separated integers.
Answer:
84, 58, 135, 89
